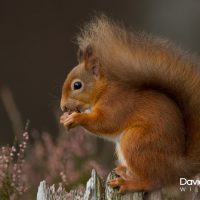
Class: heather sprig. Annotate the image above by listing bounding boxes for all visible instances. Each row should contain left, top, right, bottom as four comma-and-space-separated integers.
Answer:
26, 127, 110, 192
0, 132, 29, 200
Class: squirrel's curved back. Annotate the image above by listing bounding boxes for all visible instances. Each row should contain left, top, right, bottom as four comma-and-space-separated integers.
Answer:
77, 15, 200, 170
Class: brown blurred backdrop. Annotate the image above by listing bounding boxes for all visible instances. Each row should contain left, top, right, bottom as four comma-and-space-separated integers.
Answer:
0, 0, 200, 144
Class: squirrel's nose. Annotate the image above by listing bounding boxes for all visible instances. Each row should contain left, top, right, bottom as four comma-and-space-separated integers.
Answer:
61, 105, 68, 112
60, 99, 68, 112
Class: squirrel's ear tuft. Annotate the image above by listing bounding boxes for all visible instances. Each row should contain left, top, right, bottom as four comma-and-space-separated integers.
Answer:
77, 49, 83, 62
77, 45, 93, 63
84, 45, 93, 60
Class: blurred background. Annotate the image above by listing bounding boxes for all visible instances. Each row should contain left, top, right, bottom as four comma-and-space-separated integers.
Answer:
0, 0, 200, 198
1, 0, 200, 142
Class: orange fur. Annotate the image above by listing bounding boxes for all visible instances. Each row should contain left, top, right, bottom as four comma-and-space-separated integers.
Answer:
60, 15, 200, 192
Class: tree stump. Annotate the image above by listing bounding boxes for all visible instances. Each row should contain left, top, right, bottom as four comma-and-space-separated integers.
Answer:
37, 169, 200, 200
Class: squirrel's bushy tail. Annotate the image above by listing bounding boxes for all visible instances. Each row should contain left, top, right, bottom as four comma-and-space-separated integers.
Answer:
77, 15, 200, 174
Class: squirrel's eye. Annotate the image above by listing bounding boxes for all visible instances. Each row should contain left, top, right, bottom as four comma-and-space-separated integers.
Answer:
73, 81, 82, 90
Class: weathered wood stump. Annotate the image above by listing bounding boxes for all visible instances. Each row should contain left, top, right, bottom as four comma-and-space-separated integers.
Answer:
37, 169, 200, 200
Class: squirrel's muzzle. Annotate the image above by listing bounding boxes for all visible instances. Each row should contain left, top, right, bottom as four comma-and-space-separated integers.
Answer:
60, 97, 83, 113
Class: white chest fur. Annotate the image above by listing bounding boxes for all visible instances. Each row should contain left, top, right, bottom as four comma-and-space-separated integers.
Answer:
101, 133, 127, 166
87, 130, 128, 166
116, 142, 127, 166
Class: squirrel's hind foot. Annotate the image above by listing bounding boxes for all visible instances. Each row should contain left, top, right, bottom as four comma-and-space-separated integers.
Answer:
107, 176, 160, 193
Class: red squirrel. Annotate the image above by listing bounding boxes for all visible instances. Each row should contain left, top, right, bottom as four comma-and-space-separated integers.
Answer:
60, 15, 200, 193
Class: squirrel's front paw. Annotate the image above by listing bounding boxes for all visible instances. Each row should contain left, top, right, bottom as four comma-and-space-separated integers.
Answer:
60, 112, 81, 129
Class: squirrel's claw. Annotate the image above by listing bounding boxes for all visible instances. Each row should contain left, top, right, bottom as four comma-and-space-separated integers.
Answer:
107, 177, 125, 188
60, 112, 70, 124
61, 112, 80, 129
107, 177, 126, 194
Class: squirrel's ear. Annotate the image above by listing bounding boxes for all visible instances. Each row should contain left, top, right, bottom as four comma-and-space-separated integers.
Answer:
85, 61, 100, 77
84, 45, 100, 77
86, 60, 100, 77
91, 64, 100, 77
84, 45, 93, 60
